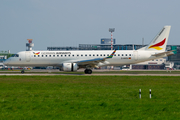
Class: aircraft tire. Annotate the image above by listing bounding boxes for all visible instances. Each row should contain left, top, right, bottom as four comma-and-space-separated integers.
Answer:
84, 69, 87, 74
87, 69, 92, 74
84, 69, 92, 74
21, 70, 25, 74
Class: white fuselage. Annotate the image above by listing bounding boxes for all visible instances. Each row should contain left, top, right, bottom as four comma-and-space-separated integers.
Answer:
4, 50, 166, 67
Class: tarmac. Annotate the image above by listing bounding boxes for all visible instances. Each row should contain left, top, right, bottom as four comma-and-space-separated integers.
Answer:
0, 74, 180, 76
0, 69, 180, 76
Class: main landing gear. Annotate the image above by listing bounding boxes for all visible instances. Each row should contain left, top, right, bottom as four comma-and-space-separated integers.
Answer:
21, 70, 25, 74
84, 69, 92, 74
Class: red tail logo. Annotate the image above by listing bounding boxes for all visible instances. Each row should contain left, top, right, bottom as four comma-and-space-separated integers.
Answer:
148, 38, 166, 50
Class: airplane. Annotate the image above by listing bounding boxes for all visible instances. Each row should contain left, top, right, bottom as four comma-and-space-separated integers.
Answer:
4, 26, 174, 74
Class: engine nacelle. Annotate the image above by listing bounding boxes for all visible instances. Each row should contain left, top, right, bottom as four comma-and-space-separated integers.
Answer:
62, 63, 78, 72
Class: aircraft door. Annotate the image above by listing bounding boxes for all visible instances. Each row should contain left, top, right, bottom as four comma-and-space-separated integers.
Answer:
134, 51, 138, 61
25, 51, 31, 62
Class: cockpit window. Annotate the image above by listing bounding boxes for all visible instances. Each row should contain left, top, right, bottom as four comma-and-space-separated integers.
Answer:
12, 54, 19, 57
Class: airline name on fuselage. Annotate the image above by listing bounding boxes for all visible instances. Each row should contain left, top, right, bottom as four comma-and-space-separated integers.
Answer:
40, 52, 71, 55
121, 57, 131, 59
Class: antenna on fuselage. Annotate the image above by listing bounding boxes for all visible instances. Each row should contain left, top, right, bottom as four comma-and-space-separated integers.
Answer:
26, 39, 34, 51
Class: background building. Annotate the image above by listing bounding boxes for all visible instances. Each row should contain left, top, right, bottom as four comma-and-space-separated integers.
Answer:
167, 46, 180, 69
0, 50, 12, 69
101, 38, 115, 44
132, 58, 166, 70
47, 38, 142, 50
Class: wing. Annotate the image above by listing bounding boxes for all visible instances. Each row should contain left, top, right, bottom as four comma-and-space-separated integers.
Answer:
76, 50, 116, 67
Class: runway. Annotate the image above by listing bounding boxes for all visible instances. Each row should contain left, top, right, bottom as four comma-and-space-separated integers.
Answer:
0, 69, 179, 76
1, 73, 180, 76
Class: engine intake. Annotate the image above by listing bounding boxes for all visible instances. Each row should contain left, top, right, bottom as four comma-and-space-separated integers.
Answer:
62, 63, 78, 72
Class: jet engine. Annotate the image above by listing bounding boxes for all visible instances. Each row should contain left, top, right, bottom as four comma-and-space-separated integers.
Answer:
62, 63, 78, 72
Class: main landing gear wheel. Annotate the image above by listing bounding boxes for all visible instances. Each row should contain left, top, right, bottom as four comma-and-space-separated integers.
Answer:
21, 70, 25, 74
84, 69, 92, 74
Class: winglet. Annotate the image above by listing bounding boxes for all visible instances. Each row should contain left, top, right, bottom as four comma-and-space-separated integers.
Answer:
106, 50, 116, 58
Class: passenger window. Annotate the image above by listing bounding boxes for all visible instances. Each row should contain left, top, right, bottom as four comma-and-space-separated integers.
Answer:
85, 54, 87, 56
72, 55, 74, 57
104, 54, 106, 56
34, 55, 36, 57
81, 55, 83, 56
46, 55, 47, 57
114, 54, 116, 56
57, 55, 59, 57
93, 54, 95, 56
42, 55, 44, 57
125, 54, 127, 56
118, 54, 120, 56
49, 55, 51, 57
77, 55, 79, 57
65, 55, 66, 57
122, 54, 124, 56
53, 55, 55, 57
100, 54, 102, 56
129, 54, 131, 56
89, 54, 91, 56
69, 55, 70, 57
97, 54, 99, 56
107, 54, 109, 56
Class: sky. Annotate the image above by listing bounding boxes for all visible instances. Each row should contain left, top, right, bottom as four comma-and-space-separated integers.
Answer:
0, 0, 180, 53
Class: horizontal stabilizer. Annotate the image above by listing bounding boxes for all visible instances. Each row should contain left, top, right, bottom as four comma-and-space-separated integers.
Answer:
151, 50, 174, 57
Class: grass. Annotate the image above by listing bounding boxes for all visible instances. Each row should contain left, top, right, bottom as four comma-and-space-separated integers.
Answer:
0, 76, 180, 119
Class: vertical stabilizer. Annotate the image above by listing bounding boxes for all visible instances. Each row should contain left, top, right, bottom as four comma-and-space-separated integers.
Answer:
140, 26, 171, 51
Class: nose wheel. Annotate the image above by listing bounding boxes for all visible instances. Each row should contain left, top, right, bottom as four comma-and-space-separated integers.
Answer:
84, 69, 92, 74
